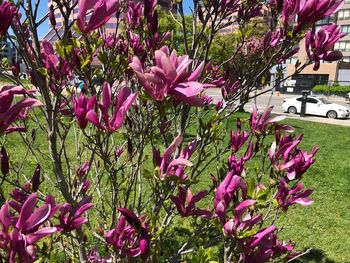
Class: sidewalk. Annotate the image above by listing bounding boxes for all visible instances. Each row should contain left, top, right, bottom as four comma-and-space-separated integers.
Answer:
273, 111, 350, 127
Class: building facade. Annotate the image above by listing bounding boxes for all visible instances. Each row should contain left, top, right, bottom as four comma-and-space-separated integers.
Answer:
285, 2, 350, 91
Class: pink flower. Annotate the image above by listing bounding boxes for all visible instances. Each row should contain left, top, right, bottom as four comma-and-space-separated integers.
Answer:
276, 178, 313, 211
306, 24, 345, 70
130, 46, 206, 106
73, 95, 96, 129
250, 106, 287, 135
126, 1, 143, 30
170, 186, 212, 218
0, 193, 61, 262
0, 1, 17, 39
86, 82, 138, 132
230, 119, 249, 153
214, 172, 247, 223
57, 196, 93, 232
77, 0, 119, 34
224, 200, 261, 236
153, 135, 194, 181
294, 0, 343, 34
0, 86, 42, 135
106, 208, 150, 259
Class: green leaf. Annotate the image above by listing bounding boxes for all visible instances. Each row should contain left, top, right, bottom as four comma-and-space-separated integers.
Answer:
37, 68, 48, 77
247, 176, 257, 199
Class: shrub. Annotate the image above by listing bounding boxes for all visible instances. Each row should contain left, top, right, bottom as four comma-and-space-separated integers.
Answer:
313, 85, 350, 94
0, 0, 345, 262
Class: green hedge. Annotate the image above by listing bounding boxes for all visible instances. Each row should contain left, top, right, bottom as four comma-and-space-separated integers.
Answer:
313, 85, 350, 94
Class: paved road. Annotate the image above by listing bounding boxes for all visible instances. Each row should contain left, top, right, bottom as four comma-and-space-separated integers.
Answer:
205, 89, 350, 127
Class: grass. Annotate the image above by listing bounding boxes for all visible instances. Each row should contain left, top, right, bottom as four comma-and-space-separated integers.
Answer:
275, 118, 350, 263
3, 111, 350, 262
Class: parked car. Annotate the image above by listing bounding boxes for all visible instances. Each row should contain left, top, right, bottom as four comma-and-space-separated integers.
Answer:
282, 96, 350, 119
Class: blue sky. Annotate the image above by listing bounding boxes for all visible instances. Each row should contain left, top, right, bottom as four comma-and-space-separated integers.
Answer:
37, 0, 194, 39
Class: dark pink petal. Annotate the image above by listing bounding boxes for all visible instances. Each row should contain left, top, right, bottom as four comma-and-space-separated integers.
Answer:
26, 227, 60, 244
16, 193, 37, 229
118, 208, 142, 230
101, 82, 111, 112
234, 200, 255, 220
160, 54, 177, 81
163, 135, 182, 159
188, 62, 205, 82
22, 204, 51, 232
250, 225, 276, 248
323, 51, 343, 62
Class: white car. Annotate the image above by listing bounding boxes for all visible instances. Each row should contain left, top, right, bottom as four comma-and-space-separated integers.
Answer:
282, 96, 350, 119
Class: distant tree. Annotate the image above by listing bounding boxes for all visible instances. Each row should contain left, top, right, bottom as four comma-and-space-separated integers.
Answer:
210, 18, 271, 111
158, 9, 192, 54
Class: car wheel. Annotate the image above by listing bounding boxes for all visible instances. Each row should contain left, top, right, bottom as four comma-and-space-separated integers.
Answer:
326, 110, 337, 119
288, 106, 297, 114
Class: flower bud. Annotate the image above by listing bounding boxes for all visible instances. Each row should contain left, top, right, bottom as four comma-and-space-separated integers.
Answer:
1, 147, 9, 176
32, 165, 41, 192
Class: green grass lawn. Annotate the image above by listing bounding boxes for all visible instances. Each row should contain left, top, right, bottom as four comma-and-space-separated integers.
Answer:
3, 112, 350, 262
274, 118, 350, 263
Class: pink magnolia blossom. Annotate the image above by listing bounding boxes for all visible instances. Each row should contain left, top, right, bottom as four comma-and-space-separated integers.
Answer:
170, 186, 212, 218
130, 46, 206, 106
126, 1, 143, 30
269, 133, 318, 180
57, 196, 93, 232
269, 136, 303, 172
86, 82, 138, 132
240, 226, 296, 263
214, 172, 247, 223
152, 135, 194, 181
40, 41, 72, 92
250, 106, 289, 135
106, 208, 150, 259
295, 0, 343, 34
306, 24, 345, 70
0, 193, 61, 263
286, 146, 319, 181
0, 86, 42, 135
230, 119, 249, 153
77, 0, 120, 34
0, 1, 17, 39
222, 80, 240, 100
276, 178, 313, 211
224, 200, 261, 236
73, 95, 96, 129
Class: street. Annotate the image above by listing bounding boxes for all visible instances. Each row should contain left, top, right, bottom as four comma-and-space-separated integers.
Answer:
205, 88, 350, 127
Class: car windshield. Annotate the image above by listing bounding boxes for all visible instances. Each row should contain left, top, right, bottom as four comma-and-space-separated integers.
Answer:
318, 98, 332, 104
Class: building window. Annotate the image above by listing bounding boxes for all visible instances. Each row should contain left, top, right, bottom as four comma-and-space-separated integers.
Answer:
334, 41, 350, 52
345, 0, 350, 4
342, 25, 350, 34
338, 9, 350, 20
316, 17, 334, 25
105, 23, 116, 29
285, 57, 298, 64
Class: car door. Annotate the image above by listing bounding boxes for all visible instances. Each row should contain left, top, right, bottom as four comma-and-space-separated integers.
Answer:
306, 98, 319, 115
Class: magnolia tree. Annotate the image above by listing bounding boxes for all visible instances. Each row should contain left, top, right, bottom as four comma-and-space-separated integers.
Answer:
0, 0, 345, 262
